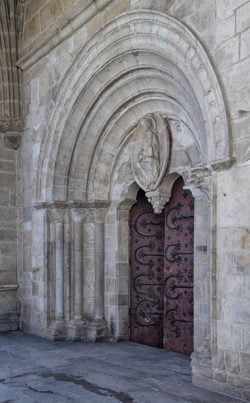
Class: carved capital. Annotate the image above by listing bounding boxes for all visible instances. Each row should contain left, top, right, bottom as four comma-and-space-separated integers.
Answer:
3, 132, 21, 150
47, 206, 66, 223
211, 157, 236, 171
34, 200, 110, 222
70, 208, 85, 224
92, 207, 108, 223
181, 168, 213, 201
86, 200, 110, 223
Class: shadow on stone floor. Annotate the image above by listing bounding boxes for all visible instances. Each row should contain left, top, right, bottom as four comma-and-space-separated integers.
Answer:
0, 332, 245, 403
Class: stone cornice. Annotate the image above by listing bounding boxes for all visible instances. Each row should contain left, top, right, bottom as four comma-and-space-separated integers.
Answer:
34, 200, 110, 210
68, 200, 111, 209
16, 0, 112, 71
0, 285, 18, 292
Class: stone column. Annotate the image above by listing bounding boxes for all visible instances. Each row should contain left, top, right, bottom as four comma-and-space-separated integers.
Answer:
55, 220, 64, 320
94, 220, 105, 320
87, 202, 109, 341
68, 208, 86, 340
48, 205, 66, 340
183, 171, 213, 382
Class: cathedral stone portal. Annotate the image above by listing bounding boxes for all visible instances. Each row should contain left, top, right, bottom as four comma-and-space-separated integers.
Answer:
0, 1, 249, 401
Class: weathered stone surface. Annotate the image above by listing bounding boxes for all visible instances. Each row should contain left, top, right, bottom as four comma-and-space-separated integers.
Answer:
244, 326, 250, 353
0, 0, 249, 399
212, 36, 240, 69
232, 324, 244, 351
215, 15, 235, 46
0, 289, 18, 332
236, 1, 250, 32
220, 57, 250, 119
171, 0, 196, 19
0, 333, 242, 402
240, 27, 250, 59
239, 352, 250, 378
187, 2, 216, 34
223, 297, 250, 324
217, 0, 249, 19
40, 0, 62, 31
24, 13, 41, 42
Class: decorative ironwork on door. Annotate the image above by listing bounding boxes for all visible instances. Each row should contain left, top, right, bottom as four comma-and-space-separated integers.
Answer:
129, 178, 194, 355
163, 178, 194, 355
130, 189, 164, 348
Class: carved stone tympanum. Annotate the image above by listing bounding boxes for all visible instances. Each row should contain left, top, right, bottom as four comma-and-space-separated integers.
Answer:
131, 114, 171, 193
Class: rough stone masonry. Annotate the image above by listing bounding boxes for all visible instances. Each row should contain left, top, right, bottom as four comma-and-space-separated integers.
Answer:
0, 0, 249, 401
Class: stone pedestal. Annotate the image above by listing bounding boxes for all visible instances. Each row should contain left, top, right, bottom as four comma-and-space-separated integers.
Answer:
48, 320, 66, 341
87, 319, 109, 342
67, 320, 87, 341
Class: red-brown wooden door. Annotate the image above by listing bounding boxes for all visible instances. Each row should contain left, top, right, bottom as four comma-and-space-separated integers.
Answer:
129, 189, 164, 347
129, 178, 194, 355
163, 178, 194, 355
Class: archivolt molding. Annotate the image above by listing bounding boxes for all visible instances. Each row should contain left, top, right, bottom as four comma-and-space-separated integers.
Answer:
36, 10, 230, 203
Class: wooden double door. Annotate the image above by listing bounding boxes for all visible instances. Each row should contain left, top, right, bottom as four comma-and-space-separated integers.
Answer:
129, 177, 194, 355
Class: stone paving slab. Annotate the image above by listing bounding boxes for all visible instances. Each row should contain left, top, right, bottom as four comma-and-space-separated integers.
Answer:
0, 332, 245, 403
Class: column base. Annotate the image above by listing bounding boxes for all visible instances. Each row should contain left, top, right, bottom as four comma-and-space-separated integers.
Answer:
86, 318, 109, 342
48, 320, 67, 340
67, 320, 87, 341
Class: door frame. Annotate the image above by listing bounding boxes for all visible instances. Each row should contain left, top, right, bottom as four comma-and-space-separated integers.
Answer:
105, 172, 215, 368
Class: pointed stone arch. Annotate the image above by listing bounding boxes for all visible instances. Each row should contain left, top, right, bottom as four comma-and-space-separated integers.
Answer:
36, 9, 231, 204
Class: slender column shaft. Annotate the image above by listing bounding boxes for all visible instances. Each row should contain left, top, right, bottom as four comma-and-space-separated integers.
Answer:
74, 221, 83, 320
94, 222, 104, 319
55, 222, 64, 319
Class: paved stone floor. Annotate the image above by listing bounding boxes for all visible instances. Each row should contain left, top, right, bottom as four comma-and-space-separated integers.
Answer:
0, 332, 244, 403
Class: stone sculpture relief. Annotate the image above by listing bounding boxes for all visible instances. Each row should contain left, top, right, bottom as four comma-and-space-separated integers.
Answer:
131, 113, 171, 213
136, 117, 160, 189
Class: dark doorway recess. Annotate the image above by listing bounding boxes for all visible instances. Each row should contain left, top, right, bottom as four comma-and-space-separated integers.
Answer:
129, 177, 194, 355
